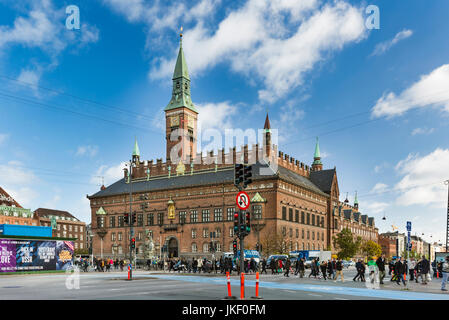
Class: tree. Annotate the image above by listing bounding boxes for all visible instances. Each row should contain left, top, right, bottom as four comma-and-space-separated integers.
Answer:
260, 232, 288, 257
333, 228, 361, 260
360, 240, 382, 259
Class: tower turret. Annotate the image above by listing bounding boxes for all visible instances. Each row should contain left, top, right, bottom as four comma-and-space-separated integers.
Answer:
312, 137, 323, 171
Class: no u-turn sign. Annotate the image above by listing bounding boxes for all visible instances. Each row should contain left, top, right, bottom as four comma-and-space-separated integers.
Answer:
236, 191, 250, 210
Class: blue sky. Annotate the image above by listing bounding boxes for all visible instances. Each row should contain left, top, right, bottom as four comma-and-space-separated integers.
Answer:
1, 0, 449, 244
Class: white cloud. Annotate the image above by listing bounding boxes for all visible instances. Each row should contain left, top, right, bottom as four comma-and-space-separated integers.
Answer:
371, 64, 449, 118
362, 201, 389, 215
394, 148, 449, 207
6, 187, 39, 209
370, 29, 413, 56
411, 127, 435, 136
0, 0, 99, 85
76, 145, 99, 157
370, 183, 388, 194
0, 161, 38, 185
197, 101, 238, 131
92, 162, 127, 186
104, 0, 367, 104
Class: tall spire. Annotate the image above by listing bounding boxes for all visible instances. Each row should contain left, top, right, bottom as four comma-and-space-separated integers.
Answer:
264, 112, 271, 132
312, 137, 323, 171
165, 28, 197, 113
132, 137, 140, 157
173, 26, 190, 81
354, 191, 359, 210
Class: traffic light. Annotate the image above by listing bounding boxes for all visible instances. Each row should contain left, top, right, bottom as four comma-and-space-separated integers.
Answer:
243, 165, 252, 189
240, 211, 246, 232
124, 213, 129, 224
131, 238, 136, 249
232, 239, 237, 255
132, 212, 137, 225
233, 211, 239, 234
234, 164, 244, 187
245, 210, 251, 233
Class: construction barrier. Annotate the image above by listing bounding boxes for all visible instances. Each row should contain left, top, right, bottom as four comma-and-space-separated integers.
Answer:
128, 265, 130, 280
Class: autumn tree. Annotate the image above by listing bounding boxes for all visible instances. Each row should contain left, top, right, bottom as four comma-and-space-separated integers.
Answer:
360, 240, 382, 259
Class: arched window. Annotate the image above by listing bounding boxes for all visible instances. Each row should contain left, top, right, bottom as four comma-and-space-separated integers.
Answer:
192, 243, 197, 253
203, 243, 209, 253
118, 246, 123, 254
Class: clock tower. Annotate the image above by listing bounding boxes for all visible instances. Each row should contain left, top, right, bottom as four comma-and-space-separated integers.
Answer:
164, 30, 198, 163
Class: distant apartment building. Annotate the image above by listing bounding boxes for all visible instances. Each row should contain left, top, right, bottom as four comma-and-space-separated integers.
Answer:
34, 208, 87, 251
0, 187, 40, 226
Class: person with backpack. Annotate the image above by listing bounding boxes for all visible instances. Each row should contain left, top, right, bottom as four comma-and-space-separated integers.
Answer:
376, 254, 386, 284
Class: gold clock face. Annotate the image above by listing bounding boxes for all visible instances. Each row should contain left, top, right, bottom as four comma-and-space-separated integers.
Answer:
170, 116, 179, 126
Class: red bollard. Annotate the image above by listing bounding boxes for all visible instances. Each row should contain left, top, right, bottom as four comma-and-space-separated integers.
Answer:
255, 272, 259, 297
128, 265, 130, 280
227, 272, 232, 297
223, 271, 237, 300
240, 273, 245, 300
251, 272, 263, 299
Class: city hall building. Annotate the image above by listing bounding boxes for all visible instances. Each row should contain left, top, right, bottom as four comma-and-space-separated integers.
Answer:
88, 35, 378, 260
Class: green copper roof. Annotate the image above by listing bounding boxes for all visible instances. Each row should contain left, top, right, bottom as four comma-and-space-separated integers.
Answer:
173, 38, 190, 81
313, 137, 322, 165
133, 138, 140, 157
164, 36, 198, 113
354, 191, 358, 205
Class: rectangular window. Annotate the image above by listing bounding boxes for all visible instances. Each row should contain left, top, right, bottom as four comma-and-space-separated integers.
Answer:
253, 205, 262, 220
282, 227, 286, 236
229, 227, 234, 237
288, 208, 293, 221
289, 228, 293, 237
80, 226, 83, 232
179, 211, 187, 224
227, 208, 234, 221
307, 230, 310, 240
111, 233, 116, 241
137, 214, 143, 227
317, 232, 320, 241
97, 216, 105, 228
118, 233, 122, 241
203, 229, 209, 238
321, 217, 324, 228
190, 210, 198, 223
295, 210, 299, 223
282, 207, 287, 220
302, 229, 304, 239
312, 231, 315, 240
214, 208, 223, 222
118, 216, 124, 227
296, 229, 299, 238
157, 213, 164, 226
138, 232, 142, 241
307, 213, 310, 225
312, 214, 315, 226
74, 226, 78, 232
192, 229, 197, 239
147, 213, 154, 226
202, 210, 210, 222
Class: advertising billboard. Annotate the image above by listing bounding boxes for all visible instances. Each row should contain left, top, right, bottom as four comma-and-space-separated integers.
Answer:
0, 239, 73, 272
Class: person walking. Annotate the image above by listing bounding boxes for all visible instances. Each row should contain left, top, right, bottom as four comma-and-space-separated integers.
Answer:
367, 257, 377, 284
421, 256, 430, 285
441, 256, 449, 291
409, 258, 416, 281
261, 258, 267, 274
376, 254, 386, 284
353, 259, 363, 281
270, 258, 276, 274
308, 258, 316, 278
327, 259, 333, 280
394, 257, 407, 287
299, 258, 305, 278
320, 260, 328, 280
334, 259, 344, 282
284, 258, 291, 277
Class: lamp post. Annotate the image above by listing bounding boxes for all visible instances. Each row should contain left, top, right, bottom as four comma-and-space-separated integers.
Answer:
444, 180, 449, 253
